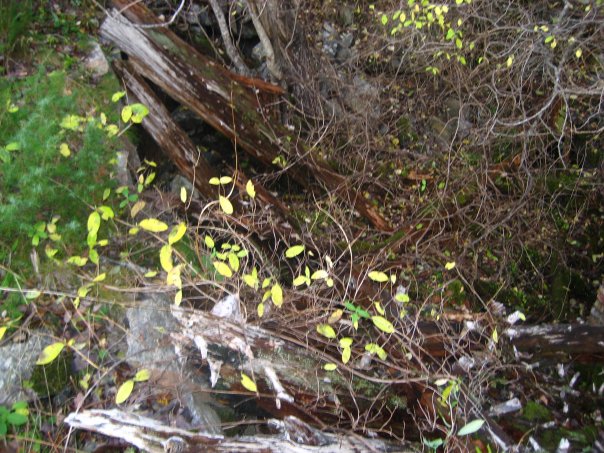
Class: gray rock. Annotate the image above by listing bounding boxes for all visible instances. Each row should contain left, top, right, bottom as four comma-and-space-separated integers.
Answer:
83, 42, 109, 77
0, 331, 53, 404
185, 3, 203, 24
251, 42, 267, 65
339, 32, 354, 49
337, 4, 355, 27
183, 392, 222, 435
126, 294, 181, 372
170, 175, 201, 200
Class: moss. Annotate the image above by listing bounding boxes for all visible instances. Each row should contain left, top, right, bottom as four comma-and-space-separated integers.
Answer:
522, 401, 552, 422
29, 351, 72, 398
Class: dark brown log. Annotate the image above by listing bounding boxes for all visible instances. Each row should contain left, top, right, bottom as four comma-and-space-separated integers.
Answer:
112, 59, 218, 200
100, 0, 392, 231
504, 323, 604, 363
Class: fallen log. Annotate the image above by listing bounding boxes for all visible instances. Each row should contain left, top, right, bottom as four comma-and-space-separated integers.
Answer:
504, 323, 604, 363
64, 409, 417, 452
100, 0, 392, 231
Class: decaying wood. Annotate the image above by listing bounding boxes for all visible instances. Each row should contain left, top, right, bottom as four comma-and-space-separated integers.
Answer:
504, 323, 604, 363
111, 59, 218, 200
64, 409, 415, 452
100, 0, 392, 231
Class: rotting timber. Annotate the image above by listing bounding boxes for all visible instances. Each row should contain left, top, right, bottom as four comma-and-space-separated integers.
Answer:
76, 2, 604, 451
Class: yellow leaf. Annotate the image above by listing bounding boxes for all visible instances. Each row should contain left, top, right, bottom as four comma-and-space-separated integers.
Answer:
93, 273, 106, 282
180, 186, 187, 203
59, 143, 71, 157
228, 253, 240, 272
341, 347, 351, 364
213, 261, 233, 278
575, 48, 582, 58
219, 196, 234, 215
129, 227, 139, 235
67, 256, 88, 266
87, 211, 101, 236
139, 218, 168, 233
0, 326, 6, 341
240, 373, 257, 392
134, 369, 150, 382
121, 105, 132, 123
160, 244, 173, 272
175, 289, 182, 306
445, 261, 456, 270
374, 301, 385, 315
144, 270, 158, 278
98, 206, 114, 220
204, 235, 215, 249
271, 283, 283, 307
219, 176, 233, 184
168, 222, 187, 245
328, 309, 343, 324
166, 265, 182, 288
506, 55, 514, 67
246, 180, 256, 198
130, 200, 146, 218
492, 328, 498, 343
371, 316, 395, 333
339, 337, 353, 348
368, 271, 389, 282
285, 245, 305, 258
323, 363, 337, 371
311, 269, 328, 280
115, 379, 134, 404
36, 342, 65, 365
209, 177, 220, 185
257, 302, 265, 317
316, 324, 337, 339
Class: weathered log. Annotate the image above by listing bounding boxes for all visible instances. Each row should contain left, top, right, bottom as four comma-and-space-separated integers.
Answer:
111, 59, 218, 200
64, 409, 417, 452
100, 0, 392, 231
504, 323, 604, 363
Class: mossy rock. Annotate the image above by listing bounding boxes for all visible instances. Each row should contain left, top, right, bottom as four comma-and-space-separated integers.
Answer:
29, 350, 72, 398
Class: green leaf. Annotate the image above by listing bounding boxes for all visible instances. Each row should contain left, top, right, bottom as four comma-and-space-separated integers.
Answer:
139, 218, 168, 233
36, 342, 65, 365
368, 271, 389, 283
246, 180, 256, 198
365, 343, 387, 360
285, 245, 305, 258
87, 211, 101, 236
446, 28, 455, 40
111, 91, 126, 102
323, 363, 337, 371
67, 256, 88, 266
240, 373, 257, 392
371, 316, 395, 333
93, 273, 106, 282
381, 14, 388, 25
115, 379, 134, 404
168, 222, 187, 245
271, 283, 283, 307
130, 103, 149, 123
134, 369, 150, 382
6, 412, 27, 426
219, 196, 234, 215
213, 261, 233, 278
98, 206, 114, 220
60, 114, 84, 130
316, 324, 337, 339
457, 419, 485, 436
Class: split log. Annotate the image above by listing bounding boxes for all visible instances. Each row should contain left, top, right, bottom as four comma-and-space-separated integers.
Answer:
100, 0, 392, 231
64, 409, 417, 452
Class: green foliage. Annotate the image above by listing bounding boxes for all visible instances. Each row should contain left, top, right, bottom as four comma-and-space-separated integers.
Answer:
0, 401, 29, 436
0, 0, 34, 65
0, 68, 119, 271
